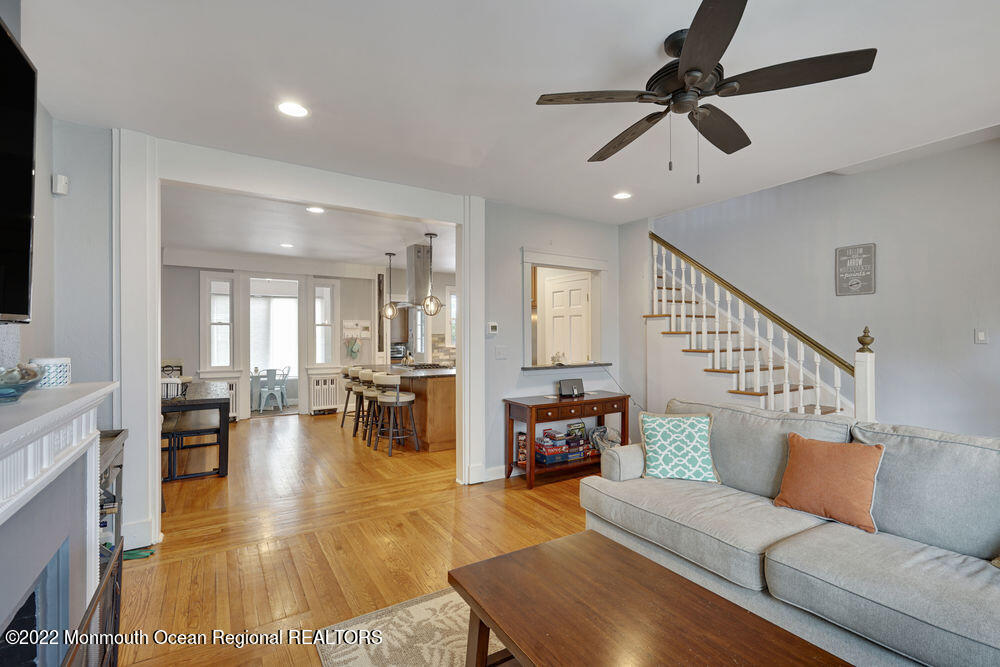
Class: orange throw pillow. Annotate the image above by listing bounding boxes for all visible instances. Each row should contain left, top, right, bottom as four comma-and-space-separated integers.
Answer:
774, 433, 885, 533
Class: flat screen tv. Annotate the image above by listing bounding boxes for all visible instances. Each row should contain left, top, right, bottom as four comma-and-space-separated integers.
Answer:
0, 18, 36, 323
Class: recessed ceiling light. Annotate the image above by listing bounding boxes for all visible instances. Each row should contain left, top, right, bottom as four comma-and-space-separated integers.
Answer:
277, 101, 309, 117
280, 243, 294, 248
305, 206, 325, 214
613, 191, 632, 200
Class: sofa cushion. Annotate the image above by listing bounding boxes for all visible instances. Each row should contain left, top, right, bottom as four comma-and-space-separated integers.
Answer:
852, 421, 1000, 560
665, 399, 855, 498
774, 433, 884, 533
580, 476, 823, 590
766, 522, 1000, 667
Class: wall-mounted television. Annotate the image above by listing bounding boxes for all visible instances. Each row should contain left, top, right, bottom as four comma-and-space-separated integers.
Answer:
0, 18, 36, 323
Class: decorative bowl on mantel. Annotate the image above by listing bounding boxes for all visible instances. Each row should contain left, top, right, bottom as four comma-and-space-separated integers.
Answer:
0, 364, 46, 403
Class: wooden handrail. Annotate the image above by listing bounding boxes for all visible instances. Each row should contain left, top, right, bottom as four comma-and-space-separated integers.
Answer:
649, 231, 855, 376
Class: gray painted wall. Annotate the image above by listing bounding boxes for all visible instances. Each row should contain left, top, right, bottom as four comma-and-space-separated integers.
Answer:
20, 105, 54, 361
52, 121, 114, 425
617, 218, 650, 442
484, 201, 623, 473
652, 138, 1000, 436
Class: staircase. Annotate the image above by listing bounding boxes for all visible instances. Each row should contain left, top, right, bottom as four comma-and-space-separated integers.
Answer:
647, 232, 875, 419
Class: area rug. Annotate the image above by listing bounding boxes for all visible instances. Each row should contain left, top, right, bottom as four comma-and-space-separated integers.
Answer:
315, 588, 504, 666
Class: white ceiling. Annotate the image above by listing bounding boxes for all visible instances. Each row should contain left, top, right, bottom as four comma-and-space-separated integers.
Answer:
23, 1, 1000, 224
160, 182, 457, 271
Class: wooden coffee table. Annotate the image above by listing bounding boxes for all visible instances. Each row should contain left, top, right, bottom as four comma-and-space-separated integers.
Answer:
448, 530, 847, 666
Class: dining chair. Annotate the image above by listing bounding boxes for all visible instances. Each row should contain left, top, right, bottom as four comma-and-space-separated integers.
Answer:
259, 369, 283, 412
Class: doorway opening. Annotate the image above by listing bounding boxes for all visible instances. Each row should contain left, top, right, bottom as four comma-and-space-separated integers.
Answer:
249, 277, 299, 417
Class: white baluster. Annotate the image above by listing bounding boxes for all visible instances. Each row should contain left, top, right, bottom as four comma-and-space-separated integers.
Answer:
752, 310, 762, 392
724, 291, 733, 370
834, 367, 842, 414
655, 246, 663, 315
712, 284, 721, 369
678, 260, 686, 333
813, 353, 822, 414
782, 331, 791, 412
689, 268, 698, 348
669, 254, 677, 332
766, 321, 775, 410
797, 341, 806, 413
738, 300, 746, 390
700, 273, 708, 350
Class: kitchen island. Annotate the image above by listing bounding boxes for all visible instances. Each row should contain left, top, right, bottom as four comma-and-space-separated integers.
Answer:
369, 365, 456, 451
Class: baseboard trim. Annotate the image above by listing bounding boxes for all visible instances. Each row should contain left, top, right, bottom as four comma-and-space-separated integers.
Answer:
484, 464, 523, 482
123, 517, 160, 550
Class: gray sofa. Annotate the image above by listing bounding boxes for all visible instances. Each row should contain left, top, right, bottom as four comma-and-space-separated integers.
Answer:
580, 399, 1000, 666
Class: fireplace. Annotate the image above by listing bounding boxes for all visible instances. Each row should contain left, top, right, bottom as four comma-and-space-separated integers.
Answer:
0, 383, 117, 667
0, 540, 70, 665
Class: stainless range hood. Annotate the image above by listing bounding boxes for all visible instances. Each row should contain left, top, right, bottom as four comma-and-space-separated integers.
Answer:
402, 242, 431, 308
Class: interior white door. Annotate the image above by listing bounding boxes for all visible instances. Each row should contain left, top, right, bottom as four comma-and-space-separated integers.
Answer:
541, 271, 591, 363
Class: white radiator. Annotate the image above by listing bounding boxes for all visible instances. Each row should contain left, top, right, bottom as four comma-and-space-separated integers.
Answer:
310, 375, 339, 413
227, 381, 238, 420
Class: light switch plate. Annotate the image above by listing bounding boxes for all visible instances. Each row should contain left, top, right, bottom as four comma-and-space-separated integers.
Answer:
494, 345, 508, 360
974, 328, 989, 344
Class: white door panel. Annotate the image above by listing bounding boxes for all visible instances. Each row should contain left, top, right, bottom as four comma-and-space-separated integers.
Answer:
541, 271, 591, 363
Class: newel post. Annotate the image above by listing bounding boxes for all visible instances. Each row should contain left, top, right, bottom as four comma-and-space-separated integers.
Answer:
854, 327, 876, 422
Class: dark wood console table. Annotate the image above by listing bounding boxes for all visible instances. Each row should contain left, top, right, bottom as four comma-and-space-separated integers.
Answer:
503, 390, 629, 489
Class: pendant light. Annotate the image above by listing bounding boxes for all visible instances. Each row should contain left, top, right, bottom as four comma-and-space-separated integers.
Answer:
380, 252, 398, 320
421, 233, 443, 316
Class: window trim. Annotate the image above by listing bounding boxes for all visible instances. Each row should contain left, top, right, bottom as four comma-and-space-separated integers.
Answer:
306, 277, 342, 368
200, 271, 236, 372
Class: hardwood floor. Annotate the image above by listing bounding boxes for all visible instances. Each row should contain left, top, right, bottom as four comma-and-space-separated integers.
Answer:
123, 412, 587, 665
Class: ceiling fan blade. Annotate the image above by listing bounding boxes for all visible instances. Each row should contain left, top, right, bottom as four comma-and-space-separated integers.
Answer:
718, 48, 877, 96
588, 111, 668, 162
536, 90, 655, 105
678, 0, 748, 83
688, 104, 750, 154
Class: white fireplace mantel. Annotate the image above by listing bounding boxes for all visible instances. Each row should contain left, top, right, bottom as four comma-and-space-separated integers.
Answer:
0, 382, 117, 599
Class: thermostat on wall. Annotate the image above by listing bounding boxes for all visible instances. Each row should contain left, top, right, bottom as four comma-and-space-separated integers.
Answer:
487, 321, 499, 335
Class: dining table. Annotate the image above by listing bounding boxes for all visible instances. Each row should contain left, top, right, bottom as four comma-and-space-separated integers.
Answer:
160, 380, 230, 480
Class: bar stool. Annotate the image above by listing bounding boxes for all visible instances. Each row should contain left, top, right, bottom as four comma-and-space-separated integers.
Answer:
373, 373, 421, 456
340, 366, 359, 427
358, 369, 381, 446
350, 367, 372, 437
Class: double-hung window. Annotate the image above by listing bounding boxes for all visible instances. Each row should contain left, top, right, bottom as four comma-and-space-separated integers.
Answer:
201, 272, 235, 370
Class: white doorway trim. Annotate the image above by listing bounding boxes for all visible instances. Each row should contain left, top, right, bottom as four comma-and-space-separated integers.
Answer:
118, 131, 486, 549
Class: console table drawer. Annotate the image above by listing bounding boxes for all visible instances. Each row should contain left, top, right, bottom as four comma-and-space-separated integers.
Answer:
558, 405, 584, 419
604, 399, 625, 413
583, 403, 604, 417
536, 407, 560, 422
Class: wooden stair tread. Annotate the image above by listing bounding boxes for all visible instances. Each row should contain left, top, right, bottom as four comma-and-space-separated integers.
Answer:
729, 385, 814, 397
799, 405, 843, 415
705, 366, 784, 374
682, 347, 760, 353
662, 330, 739, 335
655, 299, 699, 304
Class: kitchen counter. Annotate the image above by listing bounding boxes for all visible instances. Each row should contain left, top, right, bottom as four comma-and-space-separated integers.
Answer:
366, 365, 455, 450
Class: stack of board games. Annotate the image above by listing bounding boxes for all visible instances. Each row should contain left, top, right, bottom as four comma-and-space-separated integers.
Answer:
535, 422, 600, 465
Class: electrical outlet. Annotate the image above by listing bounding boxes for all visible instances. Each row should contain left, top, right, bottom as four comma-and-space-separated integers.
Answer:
974, 328, 989, 345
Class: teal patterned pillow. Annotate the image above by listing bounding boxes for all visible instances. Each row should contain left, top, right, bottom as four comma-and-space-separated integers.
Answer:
640, 412, 718, 482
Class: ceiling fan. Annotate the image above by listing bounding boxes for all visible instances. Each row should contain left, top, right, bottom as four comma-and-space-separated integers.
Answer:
537, 0, 877, 163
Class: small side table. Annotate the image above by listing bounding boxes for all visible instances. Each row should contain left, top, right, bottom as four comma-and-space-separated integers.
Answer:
503, 390, 629, 489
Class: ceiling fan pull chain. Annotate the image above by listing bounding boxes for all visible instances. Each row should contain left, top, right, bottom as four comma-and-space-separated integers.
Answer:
696, 113, 702, 184
668, 114, 673, 171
